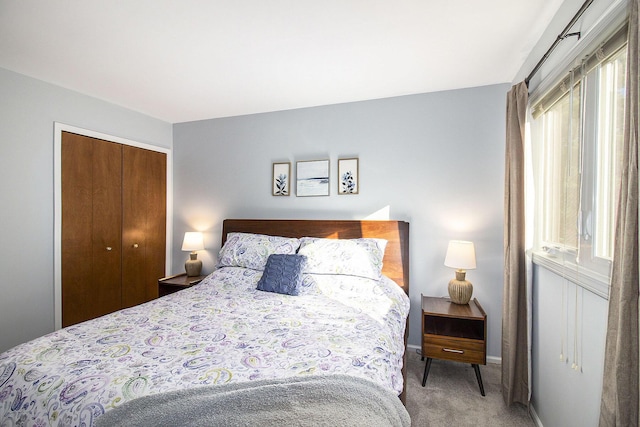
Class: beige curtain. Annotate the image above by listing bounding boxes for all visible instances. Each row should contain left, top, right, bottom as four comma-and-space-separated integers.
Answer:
502, 81, 530, 406
599, 0, 639, 425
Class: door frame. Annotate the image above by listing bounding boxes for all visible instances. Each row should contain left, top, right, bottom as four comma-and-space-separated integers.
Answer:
53, 122, 173, 330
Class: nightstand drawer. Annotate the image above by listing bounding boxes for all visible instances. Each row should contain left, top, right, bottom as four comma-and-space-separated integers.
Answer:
423, 335, 485, 364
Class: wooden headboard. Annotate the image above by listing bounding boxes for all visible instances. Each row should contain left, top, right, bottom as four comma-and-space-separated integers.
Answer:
221, 219, 410, 295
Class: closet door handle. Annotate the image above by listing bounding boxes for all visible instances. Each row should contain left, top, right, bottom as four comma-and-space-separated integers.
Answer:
106, 247, 112, 251
133, 243, 139, 248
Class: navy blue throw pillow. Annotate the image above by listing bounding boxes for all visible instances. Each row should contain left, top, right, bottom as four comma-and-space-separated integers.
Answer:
257, 254, 307, 296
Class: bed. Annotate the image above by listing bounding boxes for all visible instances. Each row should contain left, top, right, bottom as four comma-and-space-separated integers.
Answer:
0, 219, 410, 426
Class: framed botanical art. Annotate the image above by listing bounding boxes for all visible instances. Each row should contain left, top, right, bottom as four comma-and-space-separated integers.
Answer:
338, 158, 359, 194
272, 162, 290, 196
296, 159, 329, 197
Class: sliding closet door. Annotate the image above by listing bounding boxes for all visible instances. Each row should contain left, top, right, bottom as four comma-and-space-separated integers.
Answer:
121, 145, 166, 307
61, 132, 122, 327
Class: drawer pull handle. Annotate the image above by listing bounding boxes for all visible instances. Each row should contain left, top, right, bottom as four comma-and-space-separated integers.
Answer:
442, 348, 464, 354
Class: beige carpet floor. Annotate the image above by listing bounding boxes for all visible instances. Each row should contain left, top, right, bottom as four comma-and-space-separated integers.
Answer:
404, 350, 534, 426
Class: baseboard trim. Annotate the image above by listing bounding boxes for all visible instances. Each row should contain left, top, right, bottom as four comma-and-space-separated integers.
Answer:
407, 344, 502, 365
530, 404, 544, 427
486, 355, 501, 364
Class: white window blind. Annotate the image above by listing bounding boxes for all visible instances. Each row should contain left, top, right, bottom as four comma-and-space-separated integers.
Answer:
530, 24, 628, 296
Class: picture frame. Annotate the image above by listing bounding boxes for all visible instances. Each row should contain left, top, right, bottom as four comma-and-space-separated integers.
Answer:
296, 159, 330, 197
272, 162, 291, 196
338, 158, 359, 195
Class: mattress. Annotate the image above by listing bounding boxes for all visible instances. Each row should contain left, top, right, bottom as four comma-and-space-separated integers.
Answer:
0, 266, 409, 426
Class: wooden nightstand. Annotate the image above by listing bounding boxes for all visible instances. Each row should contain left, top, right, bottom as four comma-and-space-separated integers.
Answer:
158, 273, 207, 297
421, 295, 487, 395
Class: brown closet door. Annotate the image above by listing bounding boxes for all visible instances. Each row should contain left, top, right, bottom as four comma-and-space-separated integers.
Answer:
122, 145, 166, 307
61, 132, 122, 327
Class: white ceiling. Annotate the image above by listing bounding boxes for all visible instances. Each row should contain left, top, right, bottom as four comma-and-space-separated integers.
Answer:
0, 0, 564, 123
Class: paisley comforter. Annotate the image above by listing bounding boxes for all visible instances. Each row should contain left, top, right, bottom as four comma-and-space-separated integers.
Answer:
0, 267, 410, 426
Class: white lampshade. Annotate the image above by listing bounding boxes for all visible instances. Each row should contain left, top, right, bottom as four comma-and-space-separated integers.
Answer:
181, 232, 204, 252
444, 240, 477, 270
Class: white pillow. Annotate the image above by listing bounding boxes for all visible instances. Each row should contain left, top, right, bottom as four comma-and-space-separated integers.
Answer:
217, 233, 301, 271
298, 237, 387, 280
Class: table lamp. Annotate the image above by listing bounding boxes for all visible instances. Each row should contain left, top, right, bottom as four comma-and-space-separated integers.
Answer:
444, 240, 476, 304
182, 231, 204, 276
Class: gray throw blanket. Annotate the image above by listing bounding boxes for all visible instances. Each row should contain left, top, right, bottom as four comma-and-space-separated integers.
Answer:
95, 375, 410, 426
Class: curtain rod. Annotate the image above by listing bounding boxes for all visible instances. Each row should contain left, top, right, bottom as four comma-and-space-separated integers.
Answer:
525, 0, 594, 87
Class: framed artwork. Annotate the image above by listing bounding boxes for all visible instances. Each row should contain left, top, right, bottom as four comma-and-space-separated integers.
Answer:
272, 162, 290, 196
338, 158, 359, 194
296, 159, 330, 197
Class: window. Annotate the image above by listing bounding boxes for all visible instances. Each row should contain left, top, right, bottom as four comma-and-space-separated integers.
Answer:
594, 48, 626, 259
539, 80, 581, 250
531, 26, 627, 294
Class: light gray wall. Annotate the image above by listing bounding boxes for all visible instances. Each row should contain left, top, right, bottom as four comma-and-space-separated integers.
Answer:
0, 67, 172, 353
531, 266, 607, 426
172, 83, 509, 357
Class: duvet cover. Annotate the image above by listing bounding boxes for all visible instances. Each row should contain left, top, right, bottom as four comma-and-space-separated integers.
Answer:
0, 264, 409, 426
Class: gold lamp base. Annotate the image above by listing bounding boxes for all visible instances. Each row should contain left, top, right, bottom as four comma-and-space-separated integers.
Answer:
185, 252, 203, 277
448, 270, 473, 304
